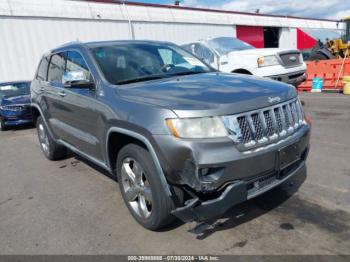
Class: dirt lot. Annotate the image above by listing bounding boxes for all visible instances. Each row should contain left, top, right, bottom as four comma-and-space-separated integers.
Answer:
0, 93, 349, 255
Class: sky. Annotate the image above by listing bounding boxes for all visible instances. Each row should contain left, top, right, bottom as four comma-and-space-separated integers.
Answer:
125, 0, 350, 20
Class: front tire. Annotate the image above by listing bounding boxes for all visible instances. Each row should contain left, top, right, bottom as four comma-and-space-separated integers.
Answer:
117, 144, 175, 230
36, 116, 66, 160
0, 117, 6, 131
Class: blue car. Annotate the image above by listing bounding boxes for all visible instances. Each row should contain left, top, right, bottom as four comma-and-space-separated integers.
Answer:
0, 81, 32, 131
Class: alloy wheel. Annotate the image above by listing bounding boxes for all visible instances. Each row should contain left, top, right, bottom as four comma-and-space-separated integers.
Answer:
121, 157, 153, 219
38, 123, 50, 154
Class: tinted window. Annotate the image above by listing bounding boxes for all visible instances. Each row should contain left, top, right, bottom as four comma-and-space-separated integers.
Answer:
91, 43, 211, 85
36, 56, 50, 81
48, 53, 66, 83
66, 51, 91, 81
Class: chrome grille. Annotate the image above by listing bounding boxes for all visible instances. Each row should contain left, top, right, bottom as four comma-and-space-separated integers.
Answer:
279, 52, 302, 67
223, 99, 305, 148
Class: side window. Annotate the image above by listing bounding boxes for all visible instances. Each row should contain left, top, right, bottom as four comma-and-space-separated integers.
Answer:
66, 51, 92, 81
36, 56, 50, 81
48, 53, 66, 83
158, 48, 187, 66
194, 44, 215, 65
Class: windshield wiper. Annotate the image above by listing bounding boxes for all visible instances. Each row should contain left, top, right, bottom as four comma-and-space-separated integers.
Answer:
116, 75, 165, 85
168, 71, 207, 77
116, 71, 209, 85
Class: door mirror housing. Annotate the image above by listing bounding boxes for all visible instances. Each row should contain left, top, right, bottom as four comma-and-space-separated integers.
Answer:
63, 70, 94, 89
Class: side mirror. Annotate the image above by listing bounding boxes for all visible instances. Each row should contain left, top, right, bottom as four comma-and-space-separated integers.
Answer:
63, 70, 94, 89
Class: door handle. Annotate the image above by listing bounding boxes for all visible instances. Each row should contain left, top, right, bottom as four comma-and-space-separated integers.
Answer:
58, 91, 67, 97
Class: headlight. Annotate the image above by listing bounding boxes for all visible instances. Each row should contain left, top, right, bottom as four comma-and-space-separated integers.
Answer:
166, 117, 228, 138
0, 105, 23, 111
257, 55, 280, 67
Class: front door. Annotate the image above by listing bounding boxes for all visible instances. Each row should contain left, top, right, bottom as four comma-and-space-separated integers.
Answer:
46, 50, 102, 161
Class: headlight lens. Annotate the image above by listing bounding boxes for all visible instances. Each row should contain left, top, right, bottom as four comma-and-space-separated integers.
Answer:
0, 105, 23, 111
257, 55, 280, 67
166, 117, 228, 138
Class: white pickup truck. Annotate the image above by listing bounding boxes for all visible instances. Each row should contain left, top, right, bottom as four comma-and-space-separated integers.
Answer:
182, 37, 307, 86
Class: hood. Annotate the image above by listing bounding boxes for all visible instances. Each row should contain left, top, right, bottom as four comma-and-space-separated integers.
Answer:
228, 48, 299, 57
116, 73, 296, 118
1, 94, 31, 106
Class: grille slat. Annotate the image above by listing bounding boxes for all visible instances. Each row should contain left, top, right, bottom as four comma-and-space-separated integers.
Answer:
291, 102, 299, 126
274, 107, 283, 133
251, 113, 264, 140
224, 99, 304, 148
263, 110, 275, 137
282, 105, 291, 128
237, 116, 252, 144
286, 104, 295, 127
296, 100, 303, 124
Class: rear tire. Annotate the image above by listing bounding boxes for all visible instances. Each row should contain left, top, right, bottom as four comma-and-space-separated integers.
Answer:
0, 117, 6, 131
36, 116, 66, 160
116, 144, 175, 230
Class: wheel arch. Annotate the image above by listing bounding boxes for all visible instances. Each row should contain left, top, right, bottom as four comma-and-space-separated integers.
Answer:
106, 127, 172, 196
231, 68, 253, 75
30, 103, 56, 141
31, 105, 41, 125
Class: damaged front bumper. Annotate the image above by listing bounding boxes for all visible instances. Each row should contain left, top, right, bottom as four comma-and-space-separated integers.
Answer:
172, 159, 306, 223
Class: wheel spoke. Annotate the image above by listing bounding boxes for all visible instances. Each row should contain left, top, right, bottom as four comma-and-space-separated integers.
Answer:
132, 161, 143, 184
121, 157, 152, 219
124, 187, 139, 202
141, 186, 152, 203
138, 195, 151, 218
122, 162, 136, 184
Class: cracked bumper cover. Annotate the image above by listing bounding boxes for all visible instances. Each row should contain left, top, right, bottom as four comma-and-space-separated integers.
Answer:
172, 160, 306, 222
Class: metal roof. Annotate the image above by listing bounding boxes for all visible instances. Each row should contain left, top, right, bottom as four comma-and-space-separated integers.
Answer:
0, 0, 343, 29
82, 0, 340, 23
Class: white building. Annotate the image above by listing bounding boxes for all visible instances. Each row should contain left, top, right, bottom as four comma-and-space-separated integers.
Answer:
0, 0, 344, 82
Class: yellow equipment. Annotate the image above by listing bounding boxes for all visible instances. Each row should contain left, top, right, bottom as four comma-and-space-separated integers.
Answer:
343, 75, 350, 95
310, 17, 350, 60
328, 17, 350, 58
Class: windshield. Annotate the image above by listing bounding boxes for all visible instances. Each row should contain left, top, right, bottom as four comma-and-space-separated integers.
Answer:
0, 82, 30, 99
207, 37, 254, 55
91, 43, 212, 85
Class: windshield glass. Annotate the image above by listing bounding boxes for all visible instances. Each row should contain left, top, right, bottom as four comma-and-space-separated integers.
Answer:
0, 82, 30, 99
91, 43, 212, 85
207, 37, 254, 55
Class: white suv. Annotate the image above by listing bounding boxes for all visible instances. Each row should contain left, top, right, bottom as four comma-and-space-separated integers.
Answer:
182, 37, 307, 86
